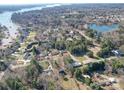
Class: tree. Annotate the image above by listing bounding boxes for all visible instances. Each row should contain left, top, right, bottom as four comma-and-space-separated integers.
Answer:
5, 77, 26, 90
98, 39, 115, 58
111, 60, 124, 73
87, 51, 94, 58
101, 39, 114, 49
63, 56, 76, 77
55, 40, 66, 50
86, 29, 97, 38
30, 59, 43, 73
75, 69, 84, 82
84, 77, 92, 86
97, 47, 111, 58
26, 59, 43, 83
82, 65, 89, 74
47, 81, 55, 90
32, 46, 40, 56
96, 32, 102, 43
66, 39, 88, 56
88, 61, 105, 72
0, 61, 7, 71
0, 82, 8, 90
90, 83, 103, 90
82, 61, 105, 74
69, 66, 75, 78
69, 44, 87, 55
31, 77, 61, 90
64, 56, 73, 66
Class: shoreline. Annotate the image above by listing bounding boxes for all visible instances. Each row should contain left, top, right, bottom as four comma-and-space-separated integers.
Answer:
0, 4, 62, 49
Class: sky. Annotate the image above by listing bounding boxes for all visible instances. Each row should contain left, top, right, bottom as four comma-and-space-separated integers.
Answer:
0, 0, 123, 5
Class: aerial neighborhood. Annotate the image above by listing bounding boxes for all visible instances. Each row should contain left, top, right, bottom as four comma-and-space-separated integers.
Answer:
0, 4, 124, 90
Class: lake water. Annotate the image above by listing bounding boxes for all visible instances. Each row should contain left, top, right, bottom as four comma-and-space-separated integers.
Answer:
0, 4, 119, 47
0, 4, 61, 47
88, 23, 119, 32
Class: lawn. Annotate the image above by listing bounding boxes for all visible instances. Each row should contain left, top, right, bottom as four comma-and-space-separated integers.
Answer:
60, 77, 79, 89
74, 56, 86, 63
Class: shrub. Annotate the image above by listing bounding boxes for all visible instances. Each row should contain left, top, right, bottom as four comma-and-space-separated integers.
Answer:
90, 83, 103, 90
87, 51, 94, 58
0, 61, 7, 71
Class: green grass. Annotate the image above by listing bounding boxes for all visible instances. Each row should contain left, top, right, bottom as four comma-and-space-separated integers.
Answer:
74, 56, 86, 63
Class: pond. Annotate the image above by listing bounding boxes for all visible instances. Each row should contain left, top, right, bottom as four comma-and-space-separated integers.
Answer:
88, 23, 119, 32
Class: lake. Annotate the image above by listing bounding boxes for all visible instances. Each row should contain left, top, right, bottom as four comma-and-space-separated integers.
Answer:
88, 23, 119, 32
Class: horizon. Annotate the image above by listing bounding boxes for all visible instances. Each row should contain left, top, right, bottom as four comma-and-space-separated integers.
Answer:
0, 3, 124, 6
0, 0, 124, 5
